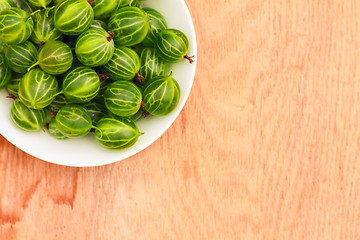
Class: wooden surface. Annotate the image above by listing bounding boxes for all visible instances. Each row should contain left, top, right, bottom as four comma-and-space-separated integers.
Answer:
1, 0, 360, 239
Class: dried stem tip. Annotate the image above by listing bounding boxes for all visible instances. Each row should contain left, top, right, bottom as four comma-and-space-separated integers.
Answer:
51, 109, 57, 117
88, 0, 95, 5
135, 73, 144, 82
143, 111, 150, 118
98, 74, 109, 80
184, 55, 194, 64
107, 32, 114, 42
141, 101, 146, 107
39, 41, 46, 48
6, 93, 17, 100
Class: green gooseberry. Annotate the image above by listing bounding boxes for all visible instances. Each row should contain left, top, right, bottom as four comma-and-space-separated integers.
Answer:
30, 8, 63, 45
30, 40, 73, 75
108, 6, 150, 46
62, 66, 100, 103
100, 46, 141, 81
139, 47, 168, 84
104, 80, 142, 117
53, 0, 94, 36
83, 101, 107, 125
10, 99, 46, 132
28, 0, 51, 8
48, 116, 68, 140
155, 29, 193, 63
4, 40, 37, 73
6, 74, 22, 97
141, 8, 167, 47
19, 69, 58, 109
55, 104, 93, 138
142, 73, 180, 116
75, 28, 115, 67
95, 115, 143, 149
0, 54, 12, 89
0, 8, 34, 45
90, 0, 120, 19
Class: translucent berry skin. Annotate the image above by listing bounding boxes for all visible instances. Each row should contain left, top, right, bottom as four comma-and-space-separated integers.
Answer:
49, 117, 69, 140
91, 0, 120, 19
55, 104, 93, 138
139, 47, 168, 84
95, 115, 142, 149
30, 9, 63, 45
19, 69, 58, 109
101, 47, 140, 81
155, 29, 190, 63
62, 66, 100, 104
37, 41, 73, 75
75, 28, 115, 67
104, 81, 142, 117
10, 99, 47, 132
0, 8, 34, 45
142, 74, 180, 116
108, 6, 150, 47
4, 40, 37, 73
53, 0, 94, 36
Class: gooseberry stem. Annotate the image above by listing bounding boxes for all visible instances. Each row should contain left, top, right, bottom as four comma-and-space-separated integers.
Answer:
6, 93, 17, 100
107, 32, 114, 42
98, 74, 109, 80
88, 0, 95, 4
143, 111, 150, 118
141, 101, 146, 107
39, 41, 46, 48
53, 91, 63, 97
132, 79, 142, 88
30, 9, 41, 17
184, 55, 194, 64
45, 6, 55, 17
135, 73, 144, 82
51, 109, 57, 117
27, 61, 39, 71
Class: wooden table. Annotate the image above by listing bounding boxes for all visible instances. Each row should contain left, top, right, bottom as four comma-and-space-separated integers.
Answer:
1, 0, 360, 239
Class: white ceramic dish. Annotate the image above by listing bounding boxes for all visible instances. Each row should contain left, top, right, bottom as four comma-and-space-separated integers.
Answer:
0, 0, 197, 167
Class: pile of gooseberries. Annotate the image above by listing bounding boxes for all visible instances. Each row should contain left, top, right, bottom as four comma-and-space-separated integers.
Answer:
0, 0, 193, 149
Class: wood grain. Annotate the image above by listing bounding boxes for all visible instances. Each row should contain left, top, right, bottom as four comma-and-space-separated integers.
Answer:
1, 0, 360, 239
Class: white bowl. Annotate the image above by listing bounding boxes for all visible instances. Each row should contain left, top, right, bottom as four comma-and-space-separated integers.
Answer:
0, 0, 197, 167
